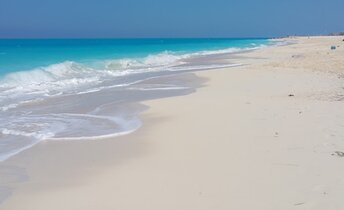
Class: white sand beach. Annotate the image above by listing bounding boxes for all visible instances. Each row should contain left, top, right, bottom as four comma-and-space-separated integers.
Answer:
1, 36, 344, 210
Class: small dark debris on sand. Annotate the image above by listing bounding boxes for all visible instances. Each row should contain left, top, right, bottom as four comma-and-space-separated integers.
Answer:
288, 94, 295, 97
274, 132, 279, 137
332, 151, 344, 157
291, 55, 302, 58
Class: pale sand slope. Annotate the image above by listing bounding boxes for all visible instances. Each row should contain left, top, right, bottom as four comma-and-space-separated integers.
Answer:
2, 36, 344, 210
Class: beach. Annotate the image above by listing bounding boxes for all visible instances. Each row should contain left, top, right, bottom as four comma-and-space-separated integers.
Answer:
1, 36, 344, 209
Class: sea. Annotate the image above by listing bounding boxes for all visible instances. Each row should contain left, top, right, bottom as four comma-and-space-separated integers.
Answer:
0, 38, 273, 162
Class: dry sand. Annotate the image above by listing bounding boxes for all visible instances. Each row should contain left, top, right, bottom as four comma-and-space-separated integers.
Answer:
1, 36, 344, 210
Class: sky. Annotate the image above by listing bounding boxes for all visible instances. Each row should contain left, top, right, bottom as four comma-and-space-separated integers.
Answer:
0, 0, 343, 38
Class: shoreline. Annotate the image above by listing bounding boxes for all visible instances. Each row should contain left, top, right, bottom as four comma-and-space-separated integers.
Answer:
0, 39, 270, 163
1, 36, 344, 209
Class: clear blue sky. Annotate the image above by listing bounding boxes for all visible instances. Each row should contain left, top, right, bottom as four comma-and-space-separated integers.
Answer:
0, 0, 343, 38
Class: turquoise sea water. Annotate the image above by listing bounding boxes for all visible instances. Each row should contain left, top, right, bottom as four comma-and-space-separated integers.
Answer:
0, 38, 272, 162
0, 38, 268, 75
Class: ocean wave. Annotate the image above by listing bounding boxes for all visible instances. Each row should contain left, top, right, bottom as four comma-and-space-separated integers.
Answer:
0, 61, 100, 91
105, 51, 187, 70
0, 45, 266, 97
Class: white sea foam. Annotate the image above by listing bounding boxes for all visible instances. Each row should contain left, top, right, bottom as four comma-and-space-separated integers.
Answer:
0, 61, 100, 91
1, 128, 55, 139
105, 51, 186, 70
